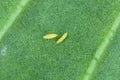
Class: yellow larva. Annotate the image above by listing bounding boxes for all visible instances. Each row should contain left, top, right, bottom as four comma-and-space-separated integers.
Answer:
43, 34, 58, 39
56, 32, 68, 44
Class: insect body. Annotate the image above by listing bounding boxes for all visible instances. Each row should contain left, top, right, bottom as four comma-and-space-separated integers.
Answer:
43, 34, 58, 39
56, 32, 68, 44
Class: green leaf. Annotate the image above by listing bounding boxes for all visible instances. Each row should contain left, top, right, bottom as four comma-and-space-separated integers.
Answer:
0, 0, 120, 80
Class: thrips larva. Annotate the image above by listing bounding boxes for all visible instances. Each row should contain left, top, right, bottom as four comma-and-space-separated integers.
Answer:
43, 34, 58, 39
56, 32, 68, 44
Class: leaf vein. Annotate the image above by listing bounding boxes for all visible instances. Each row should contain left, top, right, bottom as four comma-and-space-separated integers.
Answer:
0, 0, 30, 41
82, 13, 120, 80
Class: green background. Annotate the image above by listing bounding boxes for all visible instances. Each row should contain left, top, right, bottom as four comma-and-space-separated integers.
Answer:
0, 0, 120, 80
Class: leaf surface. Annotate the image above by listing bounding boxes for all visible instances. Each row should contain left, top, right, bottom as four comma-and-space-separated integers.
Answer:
0, 0, 120, 80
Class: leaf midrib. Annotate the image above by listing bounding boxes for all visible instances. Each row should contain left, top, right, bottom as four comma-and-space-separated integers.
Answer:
0, 0, 30, 41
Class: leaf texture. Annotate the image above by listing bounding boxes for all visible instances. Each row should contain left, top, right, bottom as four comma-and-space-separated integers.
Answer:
0, 0, 120, 80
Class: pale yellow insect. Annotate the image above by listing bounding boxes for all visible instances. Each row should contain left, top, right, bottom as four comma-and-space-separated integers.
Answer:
43, 34, 58, 39
56, 32, 68, 44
